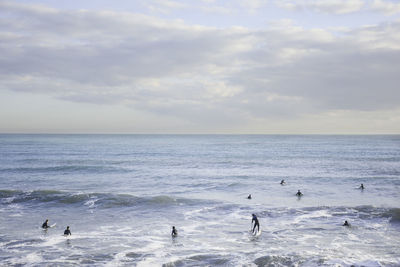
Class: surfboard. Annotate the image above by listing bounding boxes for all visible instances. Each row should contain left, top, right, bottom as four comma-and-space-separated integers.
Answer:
249, 229, 262, 237
42, 223, 56, 230
253, 229, 262, 237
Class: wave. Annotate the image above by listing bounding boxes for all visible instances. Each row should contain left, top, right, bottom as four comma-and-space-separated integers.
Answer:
383, 208, 400, 223
262, 205, 400, 225
0, 165, 130, 174
0, 190, 205, 209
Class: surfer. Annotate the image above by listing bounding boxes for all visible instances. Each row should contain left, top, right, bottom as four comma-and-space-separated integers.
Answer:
296, 190, 303, 197
63, 226, 71, 236
359, 184, 365, 190
280, 179, 285, 185
171, 226, 178, 237
251, 214, 260, 234
247, 194, 252, 199
343, 220, 350, 227
42, 219, 49, 229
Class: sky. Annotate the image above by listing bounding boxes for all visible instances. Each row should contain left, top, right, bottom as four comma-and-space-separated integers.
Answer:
1, 0, 400, 134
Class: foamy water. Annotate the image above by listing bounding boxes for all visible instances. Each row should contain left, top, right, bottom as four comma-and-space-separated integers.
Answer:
0, 134, 399, 266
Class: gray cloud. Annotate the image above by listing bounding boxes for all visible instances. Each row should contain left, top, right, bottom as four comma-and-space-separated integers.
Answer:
1, 1, 400, 131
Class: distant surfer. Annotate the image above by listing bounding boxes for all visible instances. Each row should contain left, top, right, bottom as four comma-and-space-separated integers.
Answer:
280, 179, 285, 185
251, 214, 260, 234
247, 194, 252, 199
359, 184, 365, 190
63, 226, 71, 236
296, 190, 303, 197
171, 226, 178, 237
343, 220, 350, 227
42, 219, 49, 229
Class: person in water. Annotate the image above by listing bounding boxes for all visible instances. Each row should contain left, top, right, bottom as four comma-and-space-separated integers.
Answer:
42, 219, 49, 229
359, 183, 365, 190
64, 226, 71, 236
247, 194, 252, 199
251, 214, 260, 234
343, 220, 350, 227
296, 190, 303, 197
171, 226, 178, 237
280, 179, 285, 185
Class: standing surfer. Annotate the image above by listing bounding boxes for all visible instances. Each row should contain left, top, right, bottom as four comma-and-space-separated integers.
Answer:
171, 226, 178, 237
251, 214, 260, 234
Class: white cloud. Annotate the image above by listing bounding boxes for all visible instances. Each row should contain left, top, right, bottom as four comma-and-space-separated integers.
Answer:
276, 0, 365, 14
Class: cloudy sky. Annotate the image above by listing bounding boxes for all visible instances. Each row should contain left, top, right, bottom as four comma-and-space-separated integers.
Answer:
1, 0, 400, 134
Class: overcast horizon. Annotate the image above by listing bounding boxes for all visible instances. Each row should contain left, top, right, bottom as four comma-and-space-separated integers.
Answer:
1, 0, 400, 134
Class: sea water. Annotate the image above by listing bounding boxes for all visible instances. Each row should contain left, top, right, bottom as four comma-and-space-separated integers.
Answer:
0, 134, 399, 266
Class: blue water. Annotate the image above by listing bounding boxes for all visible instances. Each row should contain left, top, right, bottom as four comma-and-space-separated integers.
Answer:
0, 134, 399, 266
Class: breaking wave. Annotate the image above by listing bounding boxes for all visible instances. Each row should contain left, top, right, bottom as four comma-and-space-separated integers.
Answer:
0, 189, 204, 209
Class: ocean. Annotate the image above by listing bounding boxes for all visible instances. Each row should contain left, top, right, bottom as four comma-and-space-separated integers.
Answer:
0, 134, 399, 266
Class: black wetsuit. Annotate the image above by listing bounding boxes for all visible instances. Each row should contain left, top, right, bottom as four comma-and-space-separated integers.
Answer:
252, 215, 260, 234
171, 227, 178, 237
42, 221, 49, 229
64, 229, 71, 235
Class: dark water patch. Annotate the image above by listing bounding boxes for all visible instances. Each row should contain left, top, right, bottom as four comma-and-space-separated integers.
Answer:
254, 255, 302, 267
5, 238, 44, 249
163, 254, 230, 267
125, 252, 143, 259
66, 253, 116, 265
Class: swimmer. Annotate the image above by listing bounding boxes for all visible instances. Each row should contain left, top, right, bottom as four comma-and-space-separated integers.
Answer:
359, 183, 365, 190
296, 190, 303, 197
280, 179, 285, 185
171, 226, 178, 237
343, 220, 350, 227
42, 219, 49, 229
251, 214, 260, 234
247, 194, 252, 199
63, 226, 71, 236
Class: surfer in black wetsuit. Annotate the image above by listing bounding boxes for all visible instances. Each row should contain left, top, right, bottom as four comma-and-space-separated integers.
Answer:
343, 220, 350, 227
251, 214, 260, 234
359, 184, 365, 190
64, 226, 71, 236
42, 219, 49, 229
280, 179, 285, 185
296, 190, 303, 197
247, 194, 252, 199
171, 226, 178, 237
